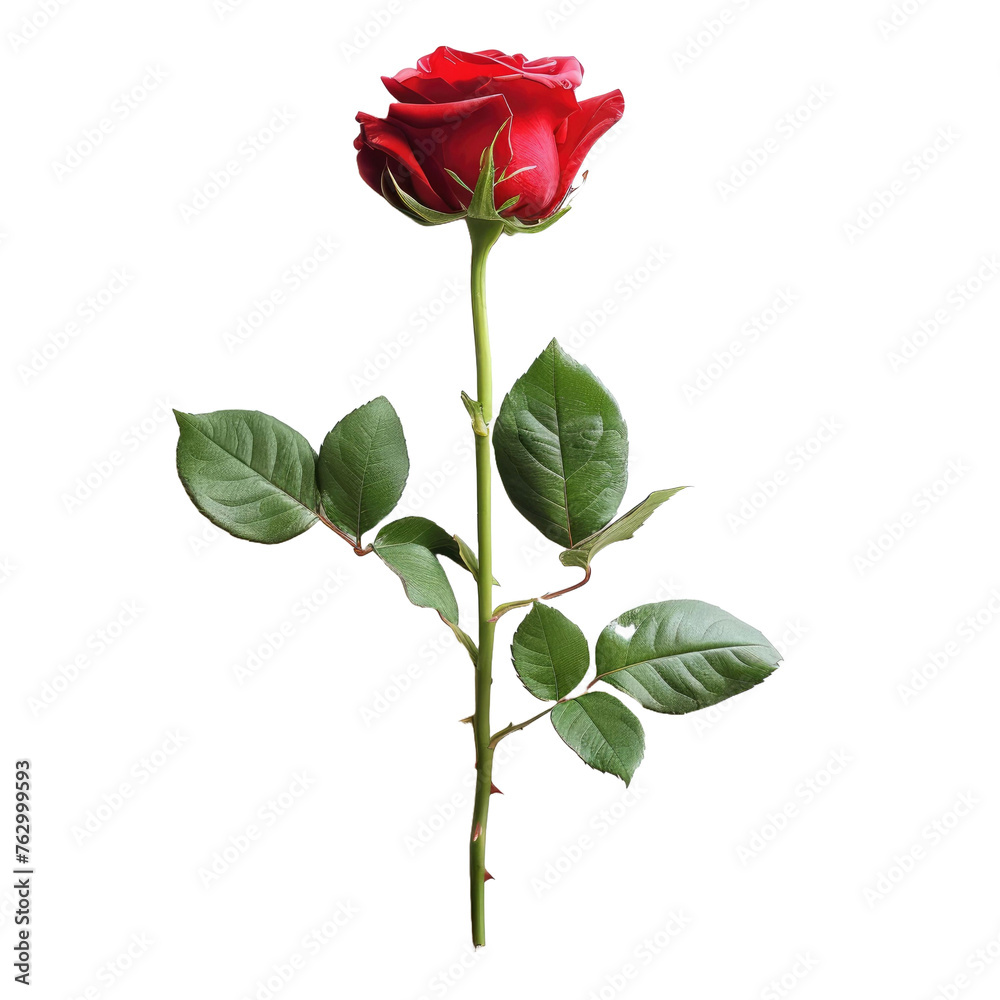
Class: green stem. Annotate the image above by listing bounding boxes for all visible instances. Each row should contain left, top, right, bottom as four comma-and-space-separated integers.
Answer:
490, 705, 555, 749
467, 217, 503, 948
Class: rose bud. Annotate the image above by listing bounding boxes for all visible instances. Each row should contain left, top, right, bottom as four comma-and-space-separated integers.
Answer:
354, 47, 624, 233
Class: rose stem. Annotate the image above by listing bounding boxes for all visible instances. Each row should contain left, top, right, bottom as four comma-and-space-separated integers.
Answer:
467, 217, 503, 948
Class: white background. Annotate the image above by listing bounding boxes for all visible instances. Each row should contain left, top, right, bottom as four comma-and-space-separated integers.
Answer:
3, 1, 1000, 997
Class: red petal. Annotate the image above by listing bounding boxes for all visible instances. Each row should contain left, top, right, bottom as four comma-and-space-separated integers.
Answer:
381, 75, 431, 104
356, 112, 455, 212
552, 89, 625, 208
519, 54, 584, 89
386, 94, 514, 201
494, 116, 561, 220
387, 47, 584, 103
489, 77, 579, 124
355, 142, 387, 195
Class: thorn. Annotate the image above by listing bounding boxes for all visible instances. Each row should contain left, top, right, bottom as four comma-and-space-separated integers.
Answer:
490, 782, 503, 795
484, 870, 494, 882
473, 822, 482, 841
459, 715, 474, 725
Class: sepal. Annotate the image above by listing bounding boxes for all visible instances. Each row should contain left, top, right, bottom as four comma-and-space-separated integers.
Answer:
380, 120, 573, 235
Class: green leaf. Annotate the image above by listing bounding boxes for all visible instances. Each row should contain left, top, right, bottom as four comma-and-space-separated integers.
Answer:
372, 517, 460, 624
366, 516, 490, 580
453, 534, 498, 585
174, 409, 319, 544
491, 596, 536, 620
318, 397, 408, 543
511, 604, 589, 701
560, 488, 688, 569
454, 534, 481, 578
550, 692, 644, 786
594, 600, 781, 714
447, 622, 479, 666
372, 518, 479, 663
379, 516, 461, 563
493, 339, 628, 548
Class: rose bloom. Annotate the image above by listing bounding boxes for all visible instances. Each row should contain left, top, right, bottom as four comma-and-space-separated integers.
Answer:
355, 47, 624, 223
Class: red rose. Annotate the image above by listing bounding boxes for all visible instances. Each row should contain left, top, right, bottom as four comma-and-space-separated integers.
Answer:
355, 47, 624, 226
